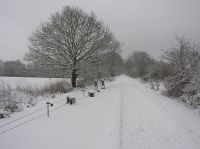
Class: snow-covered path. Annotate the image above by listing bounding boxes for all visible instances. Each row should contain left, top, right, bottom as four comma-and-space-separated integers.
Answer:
120, 76, 200, 149
1, 75, 200, 149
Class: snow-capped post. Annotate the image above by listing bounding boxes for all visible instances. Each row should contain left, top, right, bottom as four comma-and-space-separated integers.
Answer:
66, 96, 76, 105
80, 82, 86, 96
66, 96, 70, 104
88, 90, 95, 97
94, 79, 98, 90
70, 98, 76, 105
82, 88, 86, 96
94, 79, 100, 92
46, 102, 53, 118
101, 79, 105, 89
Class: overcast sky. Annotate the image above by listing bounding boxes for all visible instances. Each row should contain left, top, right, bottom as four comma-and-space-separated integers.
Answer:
1, 0, 200, 61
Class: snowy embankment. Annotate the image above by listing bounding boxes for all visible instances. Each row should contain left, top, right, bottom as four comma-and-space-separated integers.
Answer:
0, 75, 200, 149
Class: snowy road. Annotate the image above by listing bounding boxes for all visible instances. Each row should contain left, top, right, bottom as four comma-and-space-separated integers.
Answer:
1, 75, 200, 149
120, 76, 200, 149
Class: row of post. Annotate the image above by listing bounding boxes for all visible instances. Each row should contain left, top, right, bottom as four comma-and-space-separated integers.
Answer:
46, 79, 106, 117
94, 79, 105, 91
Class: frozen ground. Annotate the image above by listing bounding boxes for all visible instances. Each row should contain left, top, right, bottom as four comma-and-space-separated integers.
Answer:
0, 75, 200, 149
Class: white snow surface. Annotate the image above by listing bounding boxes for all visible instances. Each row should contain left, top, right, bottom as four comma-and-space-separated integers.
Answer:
0, 75, 200, 149
0, 76, 69, 88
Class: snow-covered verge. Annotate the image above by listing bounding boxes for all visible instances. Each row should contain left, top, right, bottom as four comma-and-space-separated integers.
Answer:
0, 78, 121, 149
0, 77, 72, 118
143, 79, 200, 113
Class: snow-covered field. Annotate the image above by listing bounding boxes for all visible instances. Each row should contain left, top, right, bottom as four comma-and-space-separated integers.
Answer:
0, 76, 69, 88
0, 75, 200, 149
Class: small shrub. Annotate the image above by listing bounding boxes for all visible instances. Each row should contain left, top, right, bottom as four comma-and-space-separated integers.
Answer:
0, 111, 10, 118
0, 81, 22, 113
16, 80, 72, 97
4, 104, 19, 113
16, 85, 40, 97
41, 80, 72, 94
179, 94, 200, 108
27, 97, 37, 107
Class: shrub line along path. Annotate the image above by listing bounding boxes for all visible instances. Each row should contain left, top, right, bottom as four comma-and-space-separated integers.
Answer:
1, 75, 200, 149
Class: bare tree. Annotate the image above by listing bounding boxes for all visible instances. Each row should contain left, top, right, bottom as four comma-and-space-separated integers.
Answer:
25, 6, 120, 87
102, 50, 123, 78
163, 36, 195, 73
86, 40, 121, 79
126, 51, 154, 78
162, 35, 200, 97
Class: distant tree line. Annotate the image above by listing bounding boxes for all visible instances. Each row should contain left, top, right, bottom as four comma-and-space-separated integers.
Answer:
0, 60, 52, 77
0, 52, 124, 79
125, 35, 200, 107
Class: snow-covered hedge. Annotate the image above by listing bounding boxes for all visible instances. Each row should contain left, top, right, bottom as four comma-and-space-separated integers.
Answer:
0, 80, 72, 116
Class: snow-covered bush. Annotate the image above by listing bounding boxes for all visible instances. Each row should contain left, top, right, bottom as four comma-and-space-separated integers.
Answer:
162, 36, 199, 91
178, 69, 200, 107
183, 69, 200, 95
0, 81, 22, 113
0, 110, 10, 118
16, 85, 41, 97
163, 72, 191, 97
0, 79, 72, 115
16, 80, 72, 96
41, 80, 72, 94
178, 94, 200, 108
160, 36, 200, 107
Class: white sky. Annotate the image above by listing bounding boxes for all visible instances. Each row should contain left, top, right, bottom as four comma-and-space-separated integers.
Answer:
0, 0, 200, 61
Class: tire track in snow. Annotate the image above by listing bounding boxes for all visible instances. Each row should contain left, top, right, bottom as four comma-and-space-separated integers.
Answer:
119, 83, 123, 149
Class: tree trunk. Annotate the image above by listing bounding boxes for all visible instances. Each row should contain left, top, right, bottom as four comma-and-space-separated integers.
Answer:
71, 59, 77, 88
71, 69, 77, 88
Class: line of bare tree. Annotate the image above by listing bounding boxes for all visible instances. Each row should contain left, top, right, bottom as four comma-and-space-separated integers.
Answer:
125, 35, 200, 107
